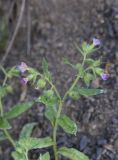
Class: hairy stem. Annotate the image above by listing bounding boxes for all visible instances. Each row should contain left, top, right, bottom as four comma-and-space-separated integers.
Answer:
3, 129, 16, 148
53, 101, 62, 160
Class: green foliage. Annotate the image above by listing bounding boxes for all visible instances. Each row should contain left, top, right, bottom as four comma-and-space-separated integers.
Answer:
12, 151, 26, 160
84, 73, 93, 86
69, 87, 105, 99
5, 102, 33, 119
42, 59, 51, 81
58, 147, 89, 160
38, 90, 58, 107
19, 122, 37, 139
45, 105, 57, 126
28, 67, 39, 83
37, 79, 46, 89
78, 88, 105, 96
39, 152, 50, 160
95, 67, 103, 75
68, 90, 80, 100
18, 137, 53, 150
58, 115, 77, 135
7, 67, 20, 78
0, 117, 11, 129
0, 40, 107, 160
0, 85, 12, 98
63, 58, 76, 69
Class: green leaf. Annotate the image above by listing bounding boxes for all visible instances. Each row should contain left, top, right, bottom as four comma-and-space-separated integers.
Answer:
58, 147, 89, 160
5, 102, 33, 119
0, 117, 11, 129
28, 67, 39, 84
85, 59, 94, 65
38, 90, 58, 107
75, 43, 85, 56
12, 151, 26, 160
39, 152, 50, 160
42, 59, 51, 80
45, 106, 57, 126
7, 67, 20, 78
0, 85, 12, 98
18, 137, 53, 150
63, 58, 76, 69
85, 44, 95, 55
78, 88, 105, 96
93, 60, 101, 67
58, 115, 77, 135
81, 42, 87, 52
75, 63, 84, 76
95, 68, 103, 75
19, 122, 37, 139
0, 131, 7, 141
84, 73, 93, 86
37, 79, 46, 89
68, 90, 80, 100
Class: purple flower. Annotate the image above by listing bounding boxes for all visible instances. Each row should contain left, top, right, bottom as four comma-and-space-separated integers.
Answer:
101, 73, 109, 81
93, 38, 101, 46
21, 78, 28, 84
18, 62, 28, 73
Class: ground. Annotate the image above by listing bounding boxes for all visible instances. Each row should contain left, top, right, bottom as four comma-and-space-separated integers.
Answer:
0, 0, 118, 160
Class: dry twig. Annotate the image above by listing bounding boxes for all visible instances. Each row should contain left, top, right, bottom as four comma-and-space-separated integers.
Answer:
1, 0, 26, 65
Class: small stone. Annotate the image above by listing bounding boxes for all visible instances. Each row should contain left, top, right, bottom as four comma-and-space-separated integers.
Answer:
97, 138, 107, 146
112, 118, 118, 125
79, 135, 90, 150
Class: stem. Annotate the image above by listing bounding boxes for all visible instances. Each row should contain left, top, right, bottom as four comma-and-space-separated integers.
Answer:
52, 54, 87, 159
3, 129, 16, 147
63, 54, 86, 102
25, 151, 29, 160
0, 83, 16, 148
3, 76, 7, 86
63, 74, 80, 102
53, 101, 62, 160
0, 98, 3, 116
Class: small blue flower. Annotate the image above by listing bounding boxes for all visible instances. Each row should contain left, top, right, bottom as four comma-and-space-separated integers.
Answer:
21, 77, 28, 84
101, 73, 109, 81
93, 38, 101, 46
18, 62, 28, 73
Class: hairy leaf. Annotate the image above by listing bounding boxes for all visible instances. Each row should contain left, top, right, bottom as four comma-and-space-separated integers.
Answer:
39, 152, 50, 160
0, 85, 12, 98
0, 117, 11, 129
78, 88, 105, 96
84, 73, 93, 86
58, 115, 77, 135
5, 102, 33, 119
68, 90, 80, 100
7, 67, 20, 78
38, 90, 58, 107
12, 151, 26, 160
45, 106, 57, 126
58, 147, 89, 160
19, 122, 37, 139
42, 59, 51, 80
18, 137, 53, 150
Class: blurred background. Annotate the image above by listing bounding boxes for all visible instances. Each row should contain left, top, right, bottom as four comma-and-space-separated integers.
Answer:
0, 0, 118, 160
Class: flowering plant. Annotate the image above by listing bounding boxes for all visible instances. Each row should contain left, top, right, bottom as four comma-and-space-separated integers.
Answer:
0, 39, 109, 160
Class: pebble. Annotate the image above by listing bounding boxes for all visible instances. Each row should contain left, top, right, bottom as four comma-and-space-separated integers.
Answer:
112, 117, 118, 125
79, 135, 90, 150
97, 138, 107, 146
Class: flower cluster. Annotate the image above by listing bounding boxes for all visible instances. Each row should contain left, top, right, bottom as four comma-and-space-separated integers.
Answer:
18, 62, 29, 84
